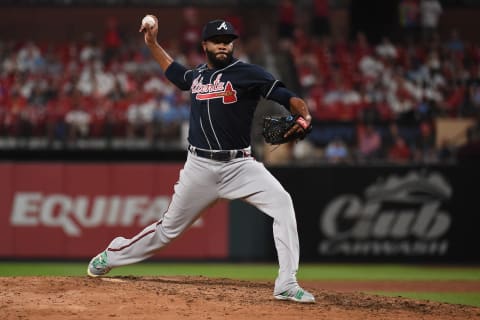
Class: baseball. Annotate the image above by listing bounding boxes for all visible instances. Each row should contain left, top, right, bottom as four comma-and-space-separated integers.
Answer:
142, 15, 155, 28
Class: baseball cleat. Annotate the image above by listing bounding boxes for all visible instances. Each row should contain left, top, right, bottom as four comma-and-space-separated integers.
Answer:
274, 286, 315, 303
87, 250, 111, 277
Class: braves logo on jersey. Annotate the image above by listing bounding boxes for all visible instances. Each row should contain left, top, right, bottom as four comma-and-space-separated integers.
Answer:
191, 74, 237, 104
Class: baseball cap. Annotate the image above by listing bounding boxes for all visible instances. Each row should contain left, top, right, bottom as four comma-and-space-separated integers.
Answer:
201, 19, 238, 41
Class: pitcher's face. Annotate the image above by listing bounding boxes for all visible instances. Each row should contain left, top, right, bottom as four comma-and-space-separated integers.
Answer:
203, 36, 235, 68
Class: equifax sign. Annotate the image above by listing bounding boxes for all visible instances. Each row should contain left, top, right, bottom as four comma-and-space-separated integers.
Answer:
10, 192, 174, 237
0, 163, 228, 259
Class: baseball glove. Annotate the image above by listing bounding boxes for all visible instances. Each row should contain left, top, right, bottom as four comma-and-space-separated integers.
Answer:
262, 114, 312, 145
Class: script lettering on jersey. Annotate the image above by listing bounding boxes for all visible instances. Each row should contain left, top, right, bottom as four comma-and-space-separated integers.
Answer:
191, 74, 237, 104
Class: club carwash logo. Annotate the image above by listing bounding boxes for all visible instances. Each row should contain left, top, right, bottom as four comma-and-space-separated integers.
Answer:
318, 171, 452, 256
8, 193, 192, 237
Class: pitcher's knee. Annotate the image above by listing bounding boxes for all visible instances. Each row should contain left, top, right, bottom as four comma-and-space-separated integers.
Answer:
160, 225, 182, 242
276, 189, 294, 212
159, 218, 191, 242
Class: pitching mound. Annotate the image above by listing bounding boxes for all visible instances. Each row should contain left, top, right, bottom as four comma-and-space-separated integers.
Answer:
1, 276, 479, 319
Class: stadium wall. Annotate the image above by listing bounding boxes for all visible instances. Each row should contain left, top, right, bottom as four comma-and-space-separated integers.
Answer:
0, 161, 478, 263
0, 6, 479, 44
0, 7, 275, 43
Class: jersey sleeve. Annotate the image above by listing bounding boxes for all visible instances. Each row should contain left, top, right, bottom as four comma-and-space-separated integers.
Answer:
248, 65, 284, 99
268, 86, 297, 109
164, 61, 193, 91
249, 65, 297, 108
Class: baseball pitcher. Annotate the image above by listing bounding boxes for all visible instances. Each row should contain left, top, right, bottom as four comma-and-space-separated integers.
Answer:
87, 16, 315, 303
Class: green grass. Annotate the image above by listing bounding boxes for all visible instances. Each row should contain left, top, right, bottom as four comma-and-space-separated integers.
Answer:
0, 262, 479, 281
297, 264, 480, 281
371, 292, 480, 307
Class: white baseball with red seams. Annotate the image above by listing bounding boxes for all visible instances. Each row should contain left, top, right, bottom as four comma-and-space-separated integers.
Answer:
142, 15, 155, 28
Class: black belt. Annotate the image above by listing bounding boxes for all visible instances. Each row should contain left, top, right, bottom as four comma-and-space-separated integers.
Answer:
188, 145, 250, 161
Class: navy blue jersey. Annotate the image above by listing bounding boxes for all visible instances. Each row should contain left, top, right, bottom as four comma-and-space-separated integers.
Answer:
165, 58, 293, 150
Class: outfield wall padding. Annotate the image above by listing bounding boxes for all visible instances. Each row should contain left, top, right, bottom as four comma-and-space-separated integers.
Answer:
1, 162, 478, 262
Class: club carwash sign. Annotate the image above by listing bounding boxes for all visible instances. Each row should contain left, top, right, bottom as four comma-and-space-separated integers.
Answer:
318, 171, 452, 256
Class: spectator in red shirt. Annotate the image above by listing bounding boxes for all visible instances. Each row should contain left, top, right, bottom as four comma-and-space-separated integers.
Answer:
180, 7, 202, 53
388, 136, 412, 163
277, 0, 296, 44
103, 16, 122, 66
311, 0, 331, 39
357, 124, 382, 161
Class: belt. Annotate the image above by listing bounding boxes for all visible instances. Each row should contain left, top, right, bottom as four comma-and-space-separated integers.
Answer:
188, 145, 251, 161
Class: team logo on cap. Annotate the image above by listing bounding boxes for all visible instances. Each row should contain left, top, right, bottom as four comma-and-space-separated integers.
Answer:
217, 21, 228, 30
192, 74, 237, 104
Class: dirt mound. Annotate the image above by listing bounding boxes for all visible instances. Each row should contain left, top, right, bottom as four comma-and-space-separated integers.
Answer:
0, 276, 479, 320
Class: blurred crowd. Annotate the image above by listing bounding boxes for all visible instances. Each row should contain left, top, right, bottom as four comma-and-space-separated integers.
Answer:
275, 0, 480, 164
0, 1, 480, 164
0, 8, 249, 149
0, 31, 191, 146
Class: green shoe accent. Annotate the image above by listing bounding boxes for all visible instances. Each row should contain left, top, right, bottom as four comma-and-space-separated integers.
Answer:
295, 289, 304, 300
274, 286, 315, 303
92, 251, 108, 269
87, 251, 111, 277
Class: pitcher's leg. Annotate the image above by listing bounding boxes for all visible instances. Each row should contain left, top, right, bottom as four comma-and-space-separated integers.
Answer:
101, 155, 219, 268
270, 191, 299, 294
219, 159, 299, 294
106, 219, 170, 267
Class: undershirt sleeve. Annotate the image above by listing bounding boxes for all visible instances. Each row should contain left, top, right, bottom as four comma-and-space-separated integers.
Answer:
267, 86, 297, 110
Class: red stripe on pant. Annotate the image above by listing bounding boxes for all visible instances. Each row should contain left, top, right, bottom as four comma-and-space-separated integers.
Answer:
107, 220, 163, 252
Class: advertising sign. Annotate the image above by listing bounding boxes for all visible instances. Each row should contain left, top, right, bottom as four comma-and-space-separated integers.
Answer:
0, 163, 228, 259
271, 166, 479, 262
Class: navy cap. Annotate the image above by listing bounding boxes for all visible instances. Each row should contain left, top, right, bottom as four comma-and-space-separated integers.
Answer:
201, 19, 238, 41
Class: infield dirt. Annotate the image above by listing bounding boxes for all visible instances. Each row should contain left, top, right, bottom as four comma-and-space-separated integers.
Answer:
1, 276, 479, 319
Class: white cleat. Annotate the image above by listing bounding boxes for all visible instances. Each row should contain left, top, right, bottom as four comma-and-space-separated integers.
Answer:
274, 286, 316, 303
87, 251, 111, 277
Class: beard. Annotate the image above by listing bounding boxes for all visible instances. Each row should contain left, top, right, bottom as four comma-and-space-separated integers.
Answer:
205, 48, 234, 69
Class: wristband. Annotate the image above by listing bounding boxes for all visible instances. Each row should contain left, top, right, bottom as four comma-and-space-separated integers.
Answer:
295, 116, 309, 130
